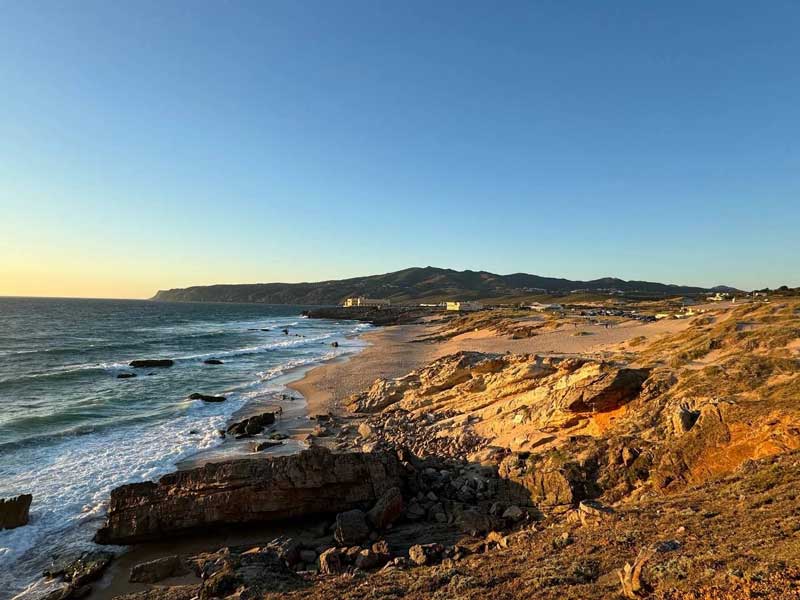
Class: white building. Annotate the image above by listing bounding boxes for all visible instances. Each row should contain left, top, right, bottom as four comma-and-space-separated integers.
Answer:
527, 302, 563, 312
706, 292, 730, 302
342, 297, 390, 308
446, 301, 483, 312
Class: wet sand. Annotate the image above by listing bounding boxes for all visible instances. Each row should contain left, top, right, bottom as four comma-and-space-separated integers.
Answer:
287, 324, 439, 415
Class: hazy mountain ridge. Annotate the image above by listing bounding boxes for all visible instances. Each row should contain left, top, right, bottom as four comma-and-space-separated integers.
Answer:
151, 267, 722, 305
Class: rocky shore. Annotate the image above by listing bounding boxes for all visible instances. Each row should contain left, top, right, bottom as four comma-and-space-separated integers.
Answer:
36, 299, 800, 600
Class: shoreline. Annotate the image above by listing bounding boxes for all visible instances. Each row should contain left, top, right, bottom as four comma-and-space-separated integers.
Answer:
286, 323, 439, 416
81, 311, 699, 600
175, 328, 374, 468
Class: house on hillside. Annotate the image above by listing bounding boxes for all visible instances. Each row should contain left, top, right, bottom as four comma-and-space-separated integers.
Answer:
342, 297, 390, 308
446, 301, 483, 312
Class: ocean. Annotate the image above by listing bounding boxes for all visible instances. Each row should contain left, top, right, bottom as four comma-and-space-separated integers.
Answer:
0, 297, 369, 598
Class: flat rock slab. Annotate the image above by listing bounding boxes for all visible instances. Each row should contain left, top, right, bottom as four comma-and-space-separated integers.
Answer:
95, 447, 402, 544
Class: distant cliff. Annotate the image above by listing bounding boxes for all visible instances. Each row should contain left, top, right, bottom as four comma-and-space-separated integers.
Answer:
151, 266, 718, 305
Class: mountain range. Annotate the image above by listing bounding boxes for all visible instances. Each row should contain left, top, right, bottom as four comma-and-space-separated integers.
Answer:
151, 267, 730, 305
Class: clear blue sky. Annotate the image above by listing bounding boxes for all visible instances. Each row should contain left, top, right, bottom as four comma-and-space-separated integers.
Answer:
1, 1, 798, 297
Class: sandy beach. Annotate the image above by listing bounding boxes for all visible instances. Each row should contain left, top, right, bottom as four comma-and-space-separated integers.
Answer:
286, 324, 439, 416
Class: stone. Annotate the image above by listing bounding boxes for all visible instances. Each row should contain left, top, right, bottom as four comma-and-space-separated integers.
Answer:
129, 359, 173, 368
408, 543, 444, 566
371, 540, 390, 556
498, 452, 596, 506
334, 509, 370, 545
672, 405, 701, 434
188, 393, 226, 403
367, 486, 403, 529
502, 505, 524, 521
226, 412, 276, 438
358, 423, 375, 438
129, 555, 187, 583
193, 546, 299, 598
578, 499, 615, 526
203, 359, 224, 365
95, 447, 402, 544
354, 548, 386, 570
454, 508, 502, 536
318, 547, 348, 575
312, 425, 330, 437
251, 441, 282, 452
265, 536, 302, 564
45, 551, 114, 587
0, 494, 32, 530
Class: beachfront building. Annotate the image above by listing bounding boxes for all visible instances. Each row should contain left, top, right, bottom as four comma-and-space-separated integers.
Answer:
446, 301, 483, 312
342, 297, 390, 308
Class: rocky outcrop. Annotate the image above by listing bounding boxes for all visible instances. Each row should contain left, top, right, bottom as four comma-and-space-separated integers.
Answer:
225, 412, 275, 438
130, 359, 174, 368
347, 352, 650, 459
347, 352, 492, 413
188, 393, 226, 403
0, 494, 32, 529
498, 450, 600, 506
334, 509, 370, 544
43, 550, 114, 600
367, 486, 403, 529
191, 546, 300, 599
129, 556, 188, 584
95, 447, 402, 544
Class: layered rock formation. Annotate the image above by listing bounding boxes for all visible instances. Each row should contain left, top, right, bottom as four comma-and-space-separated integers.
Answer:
0, 494, 32, 529
95, 447, 402, 544
348, 352, 650, 458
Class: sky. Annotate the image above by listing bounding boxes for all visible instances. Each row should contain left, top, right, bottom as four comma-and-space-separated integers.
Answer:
1, 1, 798, 298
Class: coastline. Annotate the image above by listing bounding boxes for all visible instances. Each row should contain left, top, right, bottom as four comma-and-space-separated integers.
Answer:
286, 323, 438, 416
81, 310, 699, 600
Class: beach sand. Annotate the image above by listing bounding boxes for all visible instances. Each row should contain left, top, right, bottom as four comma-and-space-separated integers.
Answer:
286, 324, 439, 416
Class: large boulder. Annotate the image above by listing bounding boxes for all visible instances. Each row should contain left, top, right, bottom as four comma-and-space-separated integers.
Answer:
334, 509, 370, 545
0, 494, 32, 529
95, 447, 402, 544
367, 486, 403, 529
226, 412, 276, 438
318, 547, 348, 575
498, 450, 600, 506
